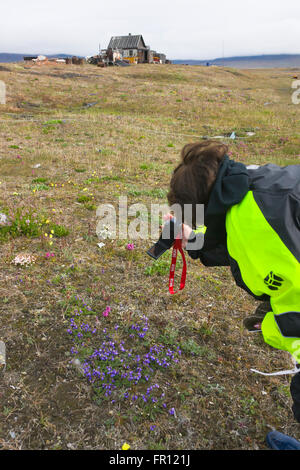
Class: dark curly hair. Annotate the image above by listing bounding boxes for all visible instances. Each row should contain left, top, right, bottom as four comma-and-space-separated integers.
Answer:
167, 140, 228, 227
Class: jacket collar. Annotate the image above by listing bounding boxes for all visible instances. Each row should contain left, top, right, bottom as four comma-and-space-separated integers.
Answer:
202, 156, 249, 249
205, 155, 249, 218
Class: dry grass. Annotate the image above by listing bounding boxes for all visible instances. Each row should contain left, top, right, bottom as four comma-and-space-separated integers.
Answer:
0, 61, 299, 450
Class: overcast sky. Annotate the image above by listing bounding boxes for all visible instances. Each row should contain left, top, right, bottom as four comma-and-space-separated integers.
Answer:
1, 0, 300, 60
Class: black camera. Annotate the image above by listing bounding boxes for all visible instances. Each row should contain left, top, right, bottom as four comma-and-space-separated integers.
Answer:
146, 218, 182, 260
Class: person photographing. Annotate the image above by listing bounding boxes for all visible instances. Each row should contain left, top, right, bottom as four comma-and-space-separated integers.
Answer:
165, 140, 300, 428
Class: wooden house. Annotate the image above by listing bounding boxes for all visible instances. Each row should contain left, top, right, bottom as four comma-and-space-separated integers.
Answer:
107, 34, 150, 63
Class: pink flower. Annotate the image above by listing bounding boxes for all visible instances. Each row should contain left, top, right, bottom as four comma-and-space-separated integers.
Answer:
126, 243, 135, 250
45, 252, 55, 259
103, 306, 111, 317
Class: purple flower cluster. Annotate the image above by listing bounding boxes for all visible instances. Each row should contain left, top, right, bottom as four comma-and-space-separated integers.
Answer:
79, 334, 180, 403
67, 317, 97, 339
67, 298, 181, 415
129, 316, 149, 339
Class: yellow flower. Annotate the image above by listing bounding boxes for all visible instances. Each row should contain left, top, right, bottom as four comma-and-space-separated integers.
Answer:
45, 219, 50, 224
44, 233, 48, 237
49, 234, 53, 239
122, 443, 130, 450
51, 230, 54, 234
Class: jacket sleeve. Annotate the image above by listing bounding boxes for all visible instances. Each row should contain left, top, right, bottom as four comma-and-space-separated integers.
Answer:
261, 281, 300, 363
186, 231, 230, 267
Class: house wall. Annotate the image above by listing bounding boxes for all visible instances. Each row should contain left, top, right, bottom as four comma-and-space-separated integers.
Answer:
106, 36, 167, 64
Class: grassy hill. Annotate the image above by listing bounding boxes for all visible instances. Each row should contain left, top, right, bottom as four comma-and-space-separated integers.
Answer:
173, 54, 300, 68
0, 61, 299, 450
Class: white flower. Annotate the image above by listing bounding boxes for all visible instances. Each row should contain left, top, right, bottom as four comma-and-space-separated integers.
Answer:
97, 224, 113, 239
0, 213, 9, 226
11, 253, 37, 266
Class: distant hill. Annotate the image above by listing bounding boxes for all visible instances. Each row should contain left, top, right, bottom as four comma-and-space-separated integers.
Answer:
0, 53, 81, 63
2, 52, 300, 68
173, 54, 300, 69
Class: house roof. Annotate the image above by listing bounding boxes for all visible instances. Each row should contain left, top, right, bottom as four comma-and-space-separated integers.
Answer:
107, 35, 147, 50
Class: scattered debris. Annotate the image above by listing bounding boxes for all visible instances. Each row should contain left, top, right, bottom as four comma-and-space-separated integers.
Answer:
71, 56, 85, 65
83, 102, 98, 108
23, 55, 85, 66
24, 56, 38, 61
97, 242, 105, 249
211, 131, 255, 140
31, 55, 47, 64
115, 59, 131, 67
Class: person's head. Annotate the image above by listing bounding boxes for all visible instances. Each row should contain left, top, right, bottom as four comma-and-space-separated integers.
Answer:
167, 140, 228, 227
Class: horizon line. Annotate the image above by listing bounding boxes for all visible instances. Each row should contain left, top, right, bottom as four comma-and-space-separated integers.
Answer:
1, 51, 300, 62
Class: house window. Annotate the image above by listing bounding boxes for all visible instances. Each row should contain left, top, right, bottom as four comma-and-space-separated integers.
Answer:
129, 50, 133, 56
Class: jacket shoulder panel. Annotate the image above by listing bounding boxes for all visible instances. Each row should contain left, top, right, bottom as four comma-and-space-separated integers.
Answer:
249, 165, 300, 262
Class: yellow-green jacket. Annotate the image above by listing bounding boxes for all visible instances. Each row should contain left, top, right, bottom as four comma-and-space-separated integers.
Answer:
187, 156, 300, 361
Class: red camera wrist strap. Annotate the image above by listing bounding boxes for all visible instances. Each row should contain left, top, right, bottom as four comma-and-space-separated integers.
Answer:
169, 235, 187, 294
